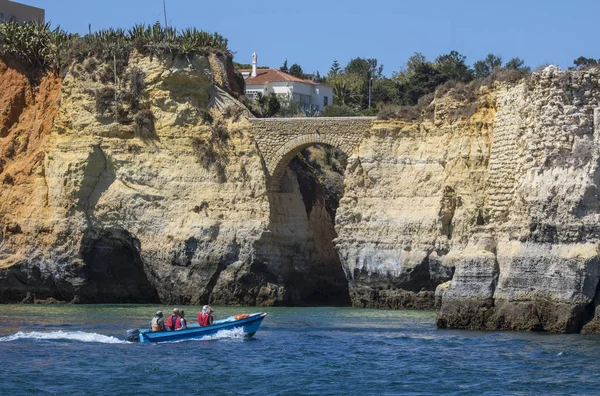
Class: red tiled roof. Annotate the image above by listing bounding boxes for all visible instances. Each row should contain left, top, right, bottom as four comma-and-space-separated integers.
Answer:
244, 69, 318, 85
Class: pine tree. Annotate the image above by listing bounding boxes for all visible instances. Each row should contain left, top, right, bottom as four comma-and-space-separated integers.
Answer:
279, 59, 289, 73
289, 63, 304, 79
329, 59, 341, 76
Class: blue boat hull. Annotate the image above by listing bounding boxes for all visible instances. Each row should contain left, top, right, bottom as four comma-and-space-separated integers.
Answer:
137, 313, 267, 343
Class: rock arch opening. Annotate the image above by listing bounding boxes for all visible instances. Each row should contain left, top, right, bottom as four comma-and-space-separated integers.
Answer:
248, 117, 374, 306
255, 144, 351, 306
267, 135, 355, 193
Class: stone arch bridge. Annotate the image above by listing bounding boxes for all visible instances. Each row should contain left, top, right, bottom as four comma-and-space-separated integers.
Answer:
249, 117, 375, 191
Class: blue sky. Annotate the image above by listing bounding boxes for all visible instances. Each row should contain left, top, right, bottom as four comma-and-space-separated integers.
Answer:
21, 0, 599, 76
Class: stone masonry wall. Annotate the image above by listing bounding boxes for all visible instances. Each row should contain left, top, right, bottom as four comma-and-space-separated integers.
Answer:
249, 117, 373, 191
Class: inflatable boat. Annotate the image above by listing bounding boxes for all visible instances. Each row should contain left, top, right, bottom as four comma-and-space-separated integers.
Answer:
126, 312, 267, 343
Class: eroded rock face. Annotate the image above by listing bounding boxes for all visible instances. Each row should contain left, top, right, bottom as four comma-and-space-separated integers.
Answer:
336, 95, 493, 309
438, 67, 600, 333
0, 54, 349, 306
4, 53, 600, 334
333, 66, 600, 332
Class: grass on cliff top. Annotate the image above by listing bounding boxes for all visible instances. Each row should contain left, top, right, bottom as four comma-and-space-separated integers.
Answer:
0, 21, 229, 71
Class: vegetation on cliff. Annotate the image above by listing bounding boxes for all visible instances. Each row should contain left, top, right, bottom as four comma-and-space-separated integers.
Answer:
0, 21, 229, 71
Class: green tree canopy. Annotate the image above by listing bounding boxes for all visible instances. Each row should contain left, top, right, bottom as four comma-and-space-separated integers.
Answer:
572, 56, 599, 70
328, 59, 342, 78
289, 63, 305, 79
371, 78, 398, 106
397, 61, 444, 105
434, 50, 473, 82
504, 57, 529, 71
279, 59, 289, 73
329, 74, 364, 107
345, 57, 383, 79
473, 53, 503, 78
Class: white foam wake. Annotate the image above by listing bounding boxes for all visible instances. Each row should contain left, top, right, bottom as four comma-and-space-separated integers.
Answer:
201, 326, 246, 340
169, 326, 246, 343
0, 330, 127, 344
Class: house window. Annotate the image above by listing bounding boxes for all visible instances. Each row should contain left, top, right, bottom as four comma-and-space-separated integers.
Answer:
245, 90, 262, 101
0, 13, 4, 22
324, 96, 328, 107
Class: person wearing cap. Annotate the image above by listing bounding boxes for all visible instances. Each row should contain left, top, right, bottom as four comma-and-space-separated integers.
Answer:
197, 305, 214, 327
166, 308, 180, 331
150, 311, 165, 332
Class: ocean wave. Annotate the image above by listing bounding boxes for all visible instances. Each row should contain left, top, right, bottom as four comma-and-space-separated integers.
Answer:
0, 330, 127, 344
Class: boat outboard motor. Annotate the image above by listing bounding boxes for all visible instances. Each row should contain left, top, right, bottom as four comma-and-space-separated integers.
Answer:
125, 329, 140, 342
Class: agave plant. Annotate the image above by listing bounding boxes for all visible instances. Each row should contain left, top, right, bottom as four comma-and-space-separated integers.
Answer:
0, 20, 230, 69
0, 21, 61, 67
46, 26, 75, 70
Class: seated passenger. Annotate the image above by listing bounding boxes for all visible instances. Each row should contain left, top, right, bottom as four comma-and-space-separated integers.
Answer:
166, 308, 180, 331
150, 310, 165, 332
197, 305, 214, 327
175, 310, 187, 331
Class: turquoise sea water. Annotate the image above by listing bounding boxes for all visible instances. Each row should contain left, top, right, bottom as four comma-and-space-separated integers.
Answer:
0, 305, 599, 395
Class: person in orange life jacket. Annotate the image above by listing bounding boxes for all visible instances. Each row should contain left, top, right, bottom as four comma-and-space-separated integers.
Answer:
197, 305, 214, 327
175, 310, 187, 330
166, 308, 180, 331
150, 310, 166, 332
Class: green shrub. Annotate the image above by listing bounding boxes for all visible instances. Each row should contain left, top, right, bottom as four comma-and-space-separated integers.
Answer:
94, 87, 116, 117
133, 108, 155, 138
276, 100, 300, 117
128, 68, 145, 111
2, 174, 14, 185
321, 105, 358, 117
259, 93, 281, 117
0, 21, 73, 68
191, 121, 230, 182
4, 141, 16, 158
238, 96, 260, 117
212, 125, 229, 142
201, 110, 214, 124
360, 108, 378, 116
377, 94, 435, 121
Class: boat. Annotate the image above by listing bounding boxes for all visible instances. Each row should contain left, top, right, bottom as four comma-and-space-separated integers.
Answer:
125, 312, 267, 343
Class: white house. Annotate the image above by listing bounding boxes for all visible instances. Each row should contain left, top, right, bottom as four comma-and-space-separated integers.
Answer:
240, 53, 333, 112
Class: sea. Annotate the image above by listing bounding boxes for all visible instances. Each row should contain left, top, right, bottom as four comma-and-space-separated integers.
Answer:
0, 305, 599, 395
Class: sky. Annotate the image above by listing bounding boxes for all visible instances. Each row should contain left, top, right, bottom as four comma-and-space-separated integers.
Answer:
19, 0, 600, 77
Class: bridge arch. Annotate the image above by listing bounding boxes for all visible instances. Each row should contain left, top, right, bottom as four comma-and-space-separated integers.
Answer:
249, 117, 374, 191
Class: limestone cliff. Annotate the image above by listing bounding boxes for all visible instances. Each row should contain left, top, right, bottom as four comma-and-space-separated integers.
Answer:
334, 66, 600, 333
435, 67, 600, 333
335, 87, 493, 310
0, 53, 346, 305
4, 51, 600, 334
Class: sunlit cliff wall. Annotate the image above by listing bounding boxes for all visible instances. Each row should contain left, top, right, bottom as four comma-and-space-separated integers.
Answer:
3, 54, 600, 333
335, 66, 600, 332
0, 53, 346, 305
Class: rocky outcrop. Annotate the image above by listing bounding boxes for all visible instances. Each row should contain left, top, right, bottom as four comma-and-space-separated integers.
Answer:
336, 67, 600, 332
436, 67, 600, 333
4, 50, 600, 334
335, 90, 494, 309
0, 53, 349, 306
333, 66, 600, 332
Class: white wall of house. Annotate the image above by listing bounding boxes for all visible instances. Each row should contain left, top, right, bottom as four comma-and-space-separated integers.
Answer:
246, 80, 333, 111
312, 85, 333, 110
